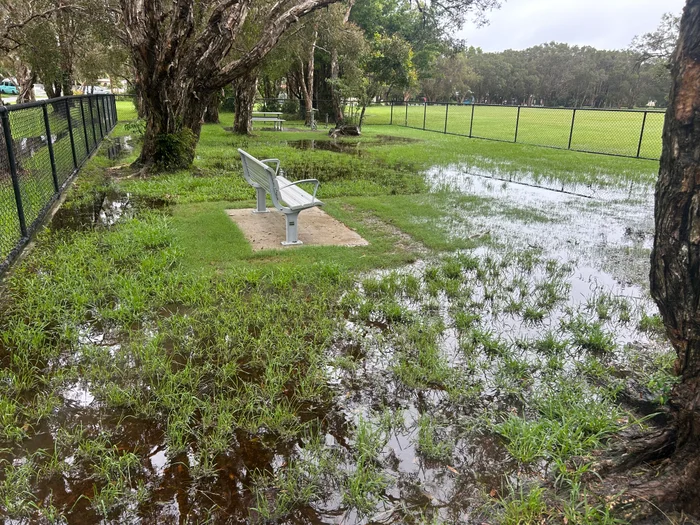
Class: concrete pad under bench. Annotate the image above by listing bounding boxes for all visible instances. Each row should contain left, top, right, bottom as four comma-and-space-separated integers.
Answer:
226, 207, 369, 251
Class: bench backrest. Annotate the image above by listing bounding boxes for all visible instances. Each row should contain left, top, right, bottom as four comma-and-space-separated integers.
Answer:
238, 149, 283, 204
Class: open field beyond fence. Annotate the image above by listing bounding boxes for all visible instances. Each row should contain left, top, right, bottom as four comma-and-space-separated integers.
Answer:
359, 103, 665, 160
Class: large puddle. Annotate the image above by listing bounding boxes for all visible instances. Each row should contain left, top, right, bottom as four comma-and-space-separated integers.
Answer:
286, 135, 420, 155
426, 164, 655, 287
51, 189, 167, 231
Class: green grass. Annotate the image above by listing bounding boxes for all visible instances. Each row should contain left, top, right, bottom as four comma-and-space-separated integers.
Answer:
0, 99, 671, 523
372, 103, 664, 159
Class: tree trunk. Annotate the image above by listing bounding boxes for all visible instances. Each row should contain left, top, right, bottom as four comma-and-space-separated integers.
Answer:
640, 0, 700, 511
233, 71, 258, 134
135, 69, 209, 168
329, 47, 344, 126
16, 64, 36, 104
46, 82, 61, 99
204, 91, 222, 124
297, 28, 317, 125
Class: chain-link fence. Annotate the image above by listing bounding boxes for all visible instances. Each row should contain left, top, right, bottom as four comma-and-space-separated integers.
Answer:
392, 102, 665, 160
0, 94, 117, 273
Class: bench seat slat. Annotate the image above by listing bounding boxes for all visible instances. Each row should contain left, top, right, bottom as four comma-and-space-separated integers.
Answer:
277, 176, 318, 208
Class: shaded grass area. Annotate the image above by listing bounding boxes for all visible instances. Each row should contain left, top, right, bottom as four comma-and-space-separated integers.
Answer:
0, 101, 675, 523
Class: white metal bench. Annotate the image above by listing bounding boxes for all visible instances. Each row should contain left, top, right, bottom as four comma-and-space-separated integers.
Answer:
251, 117, 285, 131
238, 149, 323, 245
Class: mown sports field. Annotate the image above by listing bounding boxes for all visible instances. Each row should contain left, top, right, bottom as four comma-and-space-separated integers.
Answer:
361, 103, 665, 159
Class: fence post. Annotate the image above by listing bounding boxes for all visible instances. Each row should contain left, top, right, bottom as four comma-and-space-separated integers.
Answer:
42, 105, 59, 192
444, 103, 449, 134
390, 101, 393, 125
1, 109, 27, 237
88, 96, 98, 148
95, 96, 104, 139
101, 97, 108, 130
79, 98, 90, 153
423, 102, 427, 130
106, 97, 113, 130
514, 106, 521, 143
65, 100, 78, 169
404, 102, 408, 126
568, 108, 577, 150
636, 111, 648, 158
105, 97, 112, 130
469, 103, 475, 138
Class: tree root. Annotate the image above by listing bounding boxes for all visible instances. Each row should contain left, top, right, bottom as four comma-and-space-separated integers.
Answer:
592, 428, 700, 520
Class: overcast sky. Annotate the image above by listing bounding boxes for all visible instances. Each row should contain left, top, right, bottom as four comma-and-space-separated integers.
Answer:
457, 0, 686, 52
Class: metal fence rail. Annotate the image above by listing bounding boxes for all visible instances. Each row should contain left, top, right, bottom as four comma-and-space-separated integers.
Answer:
0, 94, 117, 273
391, 101, 665, 160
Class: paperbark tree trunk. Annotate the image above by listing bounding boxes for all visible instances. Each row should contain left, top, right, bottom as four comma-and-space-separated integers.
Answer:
16, 64, 36, 104
119, 0, 341, 169
204, 91, 222, 124
634, 0, 700, 511
233, 71, 258, 134
298, 27, 317, 125
329, 47, 344, 125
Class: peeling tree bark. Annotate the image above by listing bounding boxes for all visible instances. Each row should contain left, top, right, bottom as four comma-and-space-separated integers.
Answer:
644, 0, 700, 511
16, 64, 36, 104
204, 91, 222, 124
119, 0, 340, 168
297, 27, 317, 125
233, 71, 258, 134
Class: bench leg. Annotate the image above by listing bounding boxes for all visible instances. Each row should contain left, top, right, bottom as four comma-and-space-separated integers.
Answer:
282, 211, 302, 246
253, 187, 269, 213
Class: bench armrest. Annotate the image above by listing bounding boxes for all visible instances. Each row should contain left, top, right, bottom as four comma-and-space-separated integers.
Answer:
260, 159, 280, 175
278, 178, 321, 202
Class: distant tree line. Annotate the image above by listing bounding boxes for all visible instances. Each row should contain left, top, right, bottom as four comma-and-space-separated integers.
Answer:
414, 13, 679, 108
440, 43, 672, 108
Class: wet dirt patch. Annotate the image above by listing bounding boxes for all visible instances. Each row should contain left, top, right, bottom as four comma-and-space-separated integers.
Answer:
226, 206, 368, 250
287, 139, 365, 155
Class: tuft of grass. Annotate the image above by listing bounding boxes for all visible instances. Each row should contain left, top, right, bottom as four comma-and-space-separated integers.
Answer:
416, 414, 454, 462
638, 311, 664, 334
563, 316, 617, 353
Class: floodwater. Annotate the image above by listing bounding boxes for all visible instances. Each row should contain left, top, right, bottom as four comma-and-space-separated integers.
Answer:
106, 135, 134, 160
51, 189, 167, 231
287, 135, 419, 155
0, 159, 672, 524
426, 164, 655, 287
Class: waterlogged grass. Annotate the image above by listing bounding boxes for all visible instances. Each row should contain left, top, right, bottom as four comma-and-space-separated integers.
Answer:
0, 100, 676, 523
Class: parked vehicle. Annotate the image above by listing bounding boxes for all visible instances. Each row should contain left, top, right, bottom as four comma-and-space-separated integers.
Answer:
0, 79, 19, 95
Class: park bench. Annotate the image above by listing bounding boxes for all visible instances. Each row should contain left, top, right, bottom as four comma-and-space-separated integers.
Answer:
238, 149, 323, 245
251, 117, 285, 131
252, 111, 285, 131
